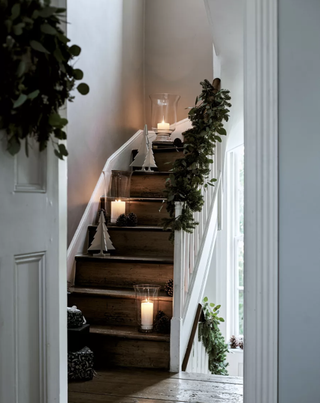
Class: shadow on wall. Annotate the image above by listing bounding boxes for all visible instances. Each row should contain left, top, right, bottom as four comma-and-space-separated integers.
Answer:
67, 0, 145, 246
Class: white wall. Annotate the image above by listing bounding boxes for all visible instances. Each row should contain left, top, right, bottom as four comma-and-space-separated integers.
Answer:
145, 0, 213, 126
278, 0, 320, 401
67, 0, 145, 245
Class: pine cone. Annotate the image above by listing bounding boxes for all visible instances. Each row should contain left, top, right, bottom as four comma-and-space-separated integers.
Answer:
230, 335, 239, 349
126, 212, 138, 226
155, 310, 166, 321
116, 214, 127, 226
154, 311, 170, 334
164, 279, 173, 297
239, 338, 244, 350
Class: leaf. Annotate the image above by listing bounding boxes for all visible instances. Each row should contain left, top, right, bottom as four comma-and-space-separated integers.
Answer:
53, 47, 65, 62
77, 83, 89, 95
57, 32, 70, 44
38, 7, 58, 18
210, 303, 215, 307
217, 127, 227, 135
69, 44, 81, 56
4, 19, 12, 32
17, 60, 27, 77
40, 23, 57, 35
11, 4, 20, 20
28, 90, 40, 100
219, 318, 225, 322
7, 137, 21, 156
13, 23, 25, 36
58, 143, 68, 156
48, 113, 68, 128
13, 94, 27, 108
203, 297, 208, 303
30, 40, 50, 54
72, 68, 83, 80
56, 8, 67, 13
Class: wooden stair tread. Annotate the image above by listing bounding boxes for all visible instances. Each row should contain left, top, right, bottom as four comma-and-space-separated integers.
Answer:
131, 171, 169, 175
69, 286, 172, 301
75, 254, 173, 264
101, 197, 166, 202
90, 325, 170, 342
127, 197, 166, 202
89, 224, 170, 232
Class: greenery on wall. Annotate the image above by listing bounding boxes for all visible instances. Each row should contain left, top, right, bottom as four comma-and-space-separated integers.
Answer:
163, 78, 231, 240
0, 0, 89, 159
198, 297, 229, 376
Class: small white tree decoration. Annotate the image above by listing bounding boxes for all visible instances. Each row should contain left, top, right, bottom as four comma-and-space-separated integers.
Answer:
130, 124, 149, 168
142, 144, 157, 171
88, 211, 115, 257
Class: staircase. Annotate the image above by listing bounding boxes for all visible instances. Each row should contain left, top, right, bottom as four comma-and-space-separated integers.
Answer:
68, 145, 180, 370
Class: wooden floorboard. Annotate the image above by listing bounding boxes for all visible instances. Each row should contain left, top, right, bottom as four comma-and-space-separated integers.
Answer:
68, 368, 243, 403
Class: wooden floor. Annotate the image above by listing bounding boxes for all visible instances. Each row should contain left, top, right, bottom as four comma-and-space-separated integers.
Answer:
68, 368, 243, 403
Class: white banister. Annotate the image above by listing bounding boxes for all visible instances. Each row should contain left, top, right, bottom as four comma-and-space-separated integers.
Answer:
170, 142, 222, 371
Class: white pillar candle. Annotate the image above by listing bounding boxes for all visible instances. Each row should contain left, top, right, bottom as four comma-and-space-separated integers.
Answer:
111, 200, 126, 223
141, 299, 153, 330
157, 120, 170, 130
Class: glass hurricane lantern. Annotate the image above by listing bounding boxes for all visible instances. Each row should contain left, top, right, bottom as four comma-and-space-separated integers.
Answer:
149, 93, 180, 142
134, 284, 160, 333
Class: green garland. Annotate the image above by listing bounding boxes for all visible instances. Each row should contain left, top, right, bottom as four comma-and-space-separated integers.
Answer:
198, 297, 229, 376
0, 0, 89, 159
162, 79, 231, 240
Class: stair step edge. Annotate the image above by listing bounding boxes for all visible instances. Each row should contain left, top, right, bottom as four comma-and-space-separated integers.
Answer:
69, 286, 172, 301
90, 325, 170, 342
88, 225, 171, 232
75, 254, 173, 264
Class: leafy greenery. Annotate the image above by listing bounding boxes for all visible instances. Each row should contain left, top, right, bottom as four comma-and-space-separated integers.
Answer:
162, 79, 231, 240
0, 0, 89, 159
198, 297, 229, 375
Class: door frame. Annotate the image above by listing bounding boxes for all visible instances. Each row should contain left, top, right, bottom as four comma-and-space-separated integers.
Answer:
243, 0, 278, 402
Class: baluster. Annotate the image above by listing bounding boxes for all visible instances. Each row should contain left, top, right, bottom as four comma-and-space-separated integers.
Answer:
184, 232, 189, 297
189, 231, 194, 275
173, 202, 183, 320
194, 211, 199, 257
181, 230, 187, 307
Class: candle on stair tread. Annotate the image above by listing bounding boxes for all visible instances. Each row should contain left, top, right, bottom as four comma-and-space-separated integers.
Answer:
141, 300, 153, 330
111, 200, 126, 223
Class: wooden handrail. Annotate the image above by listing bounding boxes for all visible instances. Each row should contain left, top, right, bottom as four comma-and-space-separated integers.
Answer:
181, 303, 204, 371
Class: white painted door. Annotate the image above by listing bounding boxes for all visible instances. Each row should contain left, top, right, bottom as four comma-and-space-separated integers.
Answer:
0, 136, 67, 403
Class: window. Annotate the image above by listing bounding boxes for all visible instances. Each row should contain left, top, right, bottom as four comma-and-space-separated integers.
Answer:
227, 145, 244, 337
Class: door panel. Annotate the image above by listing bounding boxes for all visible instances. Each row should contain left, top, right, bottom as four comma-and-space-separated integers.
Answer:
0, 134, 67, 403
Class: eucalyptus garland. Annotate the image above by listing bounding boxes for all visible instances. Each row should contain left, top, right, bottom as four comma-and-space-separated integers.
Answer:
198, 297, 229, 376
162, 79, 231, 240
0, 0, 89, 159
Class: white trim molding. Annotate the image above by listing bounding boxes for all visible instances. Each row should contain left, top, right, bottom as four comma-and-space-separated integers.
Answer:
244, 1, 278, 403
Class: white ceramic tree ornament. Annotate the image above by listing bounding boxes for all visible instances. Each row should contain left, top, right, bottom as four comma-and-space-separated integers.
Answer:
130, 124, 149, 169
142, 144, 157, 171
88, 211, 115, 257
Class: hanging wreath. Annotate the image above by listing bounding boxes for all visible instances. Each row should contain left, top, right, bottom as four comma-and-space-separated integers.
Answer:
0, 0, 89, 159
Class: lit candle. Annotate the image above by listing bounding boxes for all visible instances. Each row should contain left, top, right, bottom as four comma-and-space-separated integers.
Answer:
157, 119, 170, 131
141, 299, 153, 330
111, 199, 126, 223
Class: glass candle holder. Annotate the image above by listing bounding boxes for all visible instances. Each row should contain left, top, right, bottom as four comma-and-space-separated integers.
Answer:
149, 93, 180, 142
134, 284, 160, 333
109, 170, 131, 223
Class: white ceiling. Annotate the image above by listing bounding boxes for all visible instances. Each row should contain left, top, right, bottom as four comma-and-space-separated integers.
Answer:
203, 0, 243, 65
